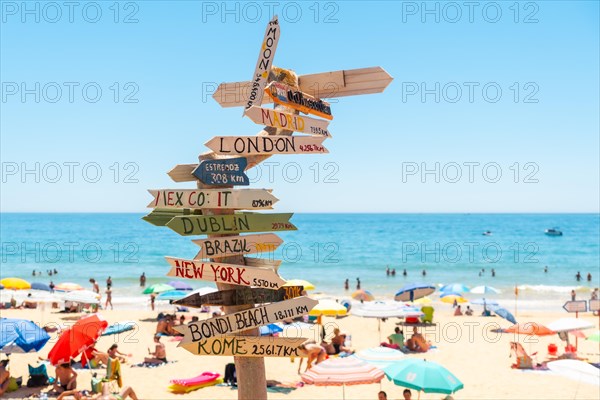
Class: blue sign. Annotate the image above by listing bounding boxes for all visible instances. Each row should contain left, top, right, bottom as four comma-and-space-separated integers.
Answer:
192, 157, 249, 186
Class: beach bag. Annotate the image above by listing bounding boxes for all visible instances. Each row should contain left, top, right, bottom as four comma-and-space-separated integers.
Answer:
91, 376, 103, 393
224, 363, 236, 386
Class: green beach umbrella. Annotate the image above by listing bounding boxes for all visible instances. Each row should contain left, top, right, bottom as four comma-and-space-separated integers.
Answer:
383, 358, 464, 395
143, 283, 175, 294
586, 331, 600, 342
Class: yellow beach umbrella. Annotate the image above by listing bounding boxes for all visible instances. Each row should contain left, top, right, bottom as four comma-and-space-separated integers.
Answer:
0, 277, 31, 290
440, 294, 467, 304
413, 296, 432, 305
284, 279, 315, 291
309, 299, 347, 317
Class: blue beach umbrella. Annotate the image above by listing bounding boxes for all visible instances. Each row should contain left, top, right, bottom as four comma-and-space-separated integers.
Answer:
167, 281, 194, 291
395, 283, 435, 302
31, 282, 51, 292
157, 290, 188, 301
440, 283, 470, 293
0, 318, 51, 353
259, 323, 283, 336
384, 358, 464, 395
489, 306, 517, 324
470, 285, 500, 294
470, 298, 499, 306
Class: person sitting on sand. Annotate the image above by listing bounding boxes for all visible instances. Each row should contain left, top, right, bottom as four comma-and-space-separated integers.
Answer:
331, 328, 352, 354
465, 306, 473, 316
454, 305, 463, 316
21, 293, 38, 309
297, 342, 326, 372
382, 327, 404, 349
0, 359, 10, 396
406, 327, 429, 352
53, 362, 77, 393
144, 335, 167, 365
108, 344, 131, 364
58, 385, 139, 400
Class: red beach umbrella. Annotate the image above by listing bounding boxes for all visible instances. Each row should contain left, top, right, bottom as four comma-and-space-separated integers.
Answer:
503, 322, 554, 336
47, 314, 108, 365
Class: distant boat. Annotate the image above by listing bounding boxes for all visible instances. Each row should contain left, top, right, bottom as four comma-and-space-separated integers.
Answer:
482, 231, 492, 236
545, 228, 563, 236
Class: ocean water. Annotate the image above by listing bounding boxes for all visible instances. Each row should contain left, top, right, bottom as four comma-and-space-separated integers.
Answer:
1, 213, 598, 308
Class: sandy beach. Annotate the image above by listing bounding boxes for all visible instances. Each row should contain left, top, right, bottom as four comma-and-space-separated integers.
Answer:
1, 300, 598, 400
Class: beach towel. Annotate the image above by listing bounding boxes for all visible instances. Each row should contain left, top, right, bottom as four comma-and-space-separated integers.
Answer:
131, 360, 177, 368
168, 378, 223, 393
106, 357, 122, 387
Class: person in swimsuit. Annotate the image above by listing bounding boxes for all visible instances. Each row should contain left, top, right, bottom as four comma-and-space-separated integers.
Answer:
144, 335, 167, 364
331, 328, 352, 354
58, 385, 138, 400
53, 362, 77, 393
0, 359, 10, 396
297, 342, 326, 372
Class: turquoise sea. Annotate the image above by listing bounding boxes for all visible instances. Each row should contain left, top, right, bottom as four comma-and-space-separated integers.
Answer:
1, 213, 598, 309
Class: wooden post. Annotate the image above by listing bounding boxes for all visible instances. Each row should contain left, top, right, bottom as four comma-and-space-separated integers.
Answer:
197, 66, 300, 400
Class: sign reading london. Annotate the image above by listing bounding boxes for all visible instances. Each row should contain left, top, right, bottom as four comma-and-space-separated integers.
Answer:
193, 157, 250, 186
175, 296, 318, 344
205, 136, 328, 156
147, 189, 277, 210
265, 82, 333, 120
175, 285, 303, 307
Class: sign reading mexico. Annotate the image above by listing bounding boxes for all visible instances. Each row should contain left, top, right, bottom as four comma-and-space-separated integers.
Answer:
244, 14, 280, 113
265, 82, 333, 120
181, 336, 307, 357
205, 136, 328, 156
175, 296, 318, 344
245, 106, 331, 137
147, 189, 278, 210
165, 256, 286, 289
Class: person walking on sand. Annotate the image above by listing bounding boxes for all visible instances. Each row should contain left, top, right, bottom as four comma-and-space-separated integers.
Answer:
140, 272, 146, 287
150, 293, 156, 311
105, 287, 113, 310
90, 279, 100, 293
106, 276, 112, 289
571, 290, 576, 301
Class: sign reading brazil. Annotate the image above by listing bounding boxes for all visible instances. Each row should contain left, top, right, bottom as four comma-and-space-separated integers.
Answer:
165, 256, 286, 289
175, 296, 318, 344
181, 336, 307, 357
265, 81, 333, 120
174, 285, 304, 307
147, 189, 278, 210
244, 106, 331, 137
193, 157, 250, 186
165, 213, 297, 235
192, 233, 283, 259
205, 136, 328, 156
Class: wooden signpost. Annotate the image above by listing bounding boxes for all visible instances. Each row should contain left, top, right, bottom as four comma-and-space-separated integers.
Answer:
243, 15, 280, 114
245, 106, 331, 137
165, 212, 297, 236
192, 233, 283, 259
165, 257, 286, 289
192, 157, 250, 186
265, 82, 333, 120
205, 135, 328, 156
147, 189, 277, 210
175, 296, 318, 344
174, 285, 303, 307
181, 336, 306, 357
563, 300, 588, 313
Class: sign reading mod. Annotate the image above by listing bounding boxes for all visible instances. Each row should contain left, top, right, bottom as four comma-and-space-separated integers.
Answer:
175, 296, 318, 344
147, 189, 277, 210
181, 336, 306, 357
192, 233, 283, 259
245, 106, 331, 137
563, 301, 587, 313
265, 82, 333, 120
193, 157, 250, 186
205, 136, 328, 156
165, 213, 297, 236
165, 256, 286, 289
175, 285, 303, 308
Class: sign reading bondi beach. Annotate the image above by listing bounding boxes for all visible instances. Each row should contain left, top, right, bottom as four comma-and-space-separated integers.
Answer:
147, 189, 277, 210
165, 213, 297, 235
176, 296, 318, 344
192, 233, 283, 259
205, 136, 328, 156
175, 285, 304, 307
245, 106, 331, 137
181, 336, 306, 357
244, 14, 280, 113
165, 257, 286, 289
193, 157, 250, 186
265, 82, 333, 120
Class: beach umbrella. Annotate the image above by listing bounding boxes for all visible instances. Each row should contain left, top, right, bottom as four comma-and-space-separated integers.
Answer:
440, 283, 469, 293
301, 356, 384, 399
585, 331, 600, 342
47, 314, 108, 365
259, 323, 283, 336
0, 318, 51, 353
142, 283, 175, 294
503, 323, 554, 336
470, 285, 500, 294
413, 296, 432, 305
440, 294, 467, 304
54, 282, 83, 292
101, 321, 136, 337
189, 286, 218, 296
157, 290, 188, 301
283, 279, 314, 290
489, 306, 517, 324
167, 281, 194, 291
62, 290, 101, 304
0, 278, 31, 290
351, 289, 375, 302
547, 360, 600, 386
383, 358, 464, 395
395, 283, 435, 302
353, 347, 404, 369
30, 282, 51, 292
352, 301, 421, 341
309, 299, 347, 317
470, 298, 499, 306
546, 318, 595, 333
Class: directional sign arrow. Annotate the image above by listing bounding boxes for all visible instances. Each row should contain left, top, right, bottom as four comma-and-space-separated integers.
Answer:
165, 256, 286, 289
175, 296, 318, 344
205, 136, 328, 156
163, 213, 297, 235
192, 157, 250, 186
243, 14, 280, 114
265, 82, 333, 120
192, 233, 283, 259
147, 189, 278, 210
213, 66, 393, 108
174, 285, 304, 308
244, 106, 331, 137
180, 336, 307, 357
563, 300, 588, 313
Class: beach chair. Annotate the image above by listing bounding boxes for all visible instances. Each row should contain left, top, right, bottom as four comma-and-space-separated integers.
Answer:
103, 357, 122, 390
26, 363, 51, 387
510, 342, 535, 369
421, 306, 434, 323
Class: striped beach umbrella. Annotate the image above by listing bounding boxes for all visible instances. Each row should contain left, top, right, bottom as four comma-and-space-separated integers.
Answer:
351, 289, 375, 302
54, 282, 83, 292
395, 283, 435, 302
353, 347, 404, 369
440, 283, 469, 293
142, 283, 175, 294
470, 285, 500, 294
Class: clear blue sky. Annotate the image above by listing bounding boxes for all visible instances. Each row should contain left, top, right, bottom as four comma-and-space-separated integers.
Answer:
1, 1, 598, 213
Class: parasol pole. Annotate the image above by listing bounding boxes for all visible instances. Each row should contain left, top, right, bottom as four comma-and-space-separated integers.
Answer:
514, 284, 518, 319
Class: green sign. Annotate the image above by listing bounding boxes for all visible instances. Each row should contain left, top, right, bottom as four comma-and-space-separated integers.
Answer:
164, 213, 296, 236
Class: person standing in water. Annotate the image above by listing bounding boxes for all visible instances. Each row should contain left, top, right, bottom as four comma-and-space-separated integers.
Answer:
344, 279, 349, 290
356, 278, 361, 290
